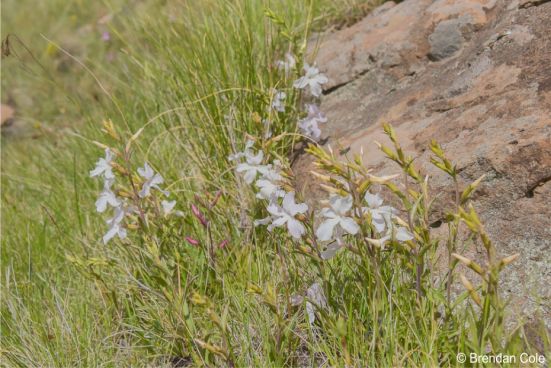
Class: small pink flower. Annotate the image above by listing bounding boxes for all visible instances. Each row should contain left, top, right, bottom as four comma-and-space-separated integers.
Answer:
102, 31, 111, 42
185, 236, 200, 246
191, 204, 208, 227
210, 190, 222, 208
218, 239, 229, 249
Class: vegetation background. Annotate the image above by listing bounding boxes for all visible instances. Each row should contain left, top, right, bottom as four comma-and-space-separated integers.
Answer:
1, 0, 548, 366
1, 1, 380, 365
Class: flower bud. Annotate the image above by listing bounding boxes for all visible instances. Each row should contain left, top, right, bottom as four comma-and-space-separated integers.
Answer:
500, 253, 519, 266
191, 204, 208, 228
110, 162, 128, 176
210, 190, 222, 208
310, 171, 331, 182
185, 236, 200, 246
459, 273, 475, 291
117, 190, 133, 198
190, 292, 208, 306
247, 283, 262, 294
368, 173, 400, 184
251, 111, 261, 123
459, 273, 482, 307
299, 245, 312, 254
452, 253, 485, 275
101, 119, 120, 141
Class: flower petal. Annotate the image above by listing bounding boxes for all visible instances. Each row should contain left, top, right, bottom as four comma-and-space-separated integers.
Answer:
310, 83, 322, 98
316, 218, 340, 241
243, 167, 258, 184
339, 217, 359, 235
287, 218, 305, 239
395, 227, 414, 242
103, 226, 118, 244
321, 242, 344, 260
162, 200, 176, 215
364, 191, 383, 208
372, 216, 386, 233
293, 76, 308, 89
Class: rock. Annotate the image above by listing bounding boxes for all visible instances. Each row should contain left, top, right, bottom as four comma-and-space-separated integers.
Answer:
426, 0, 497, 27
312, 0, 432, 90
1, 103, 14, 127
428, 17, 467, 60
519, 0, 551, 8
297, 0, 551, 328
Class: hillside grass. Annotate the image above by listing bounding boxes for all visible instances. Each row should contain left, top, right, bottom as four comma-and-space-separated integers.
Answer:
1, 0, 548, 367
1, 0, 383, 366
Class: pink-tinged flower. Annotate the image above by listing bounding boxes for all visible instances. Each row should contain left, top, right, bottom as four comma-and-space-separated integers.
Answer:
185, 236, 200, 246
293, 63, 328, 97
218, 239, 229, 249
102, 31, 111, 42
191, 203, 208, 227
298, 104, 327, 141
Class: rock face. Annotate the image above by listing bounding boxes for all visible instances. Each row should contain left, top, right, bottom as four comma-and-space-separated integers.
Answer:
296, 0, 551, 327
1, 104, 15, 127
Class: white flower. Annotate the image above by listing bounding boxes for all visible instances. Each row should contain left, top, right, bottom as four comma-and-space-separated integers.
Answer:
264, 192, 308, 239
138, 163, 168, 198
271, 89, 286, 113
299, 104, 327, 140
253, 216, 272, 227
305, 104, 327, 123
235, 149, 270, 184
228, 139, 255, 162
95, 179, 120, 213
362, 191, 397, 233
256, 178, 285, 200
316, 195, 359, 241
230, 140, 272, 184
320, 238, 345, 260
293, 63, 328, 97
161, 200, 176, 215
90, 148, 115, 179
306, 282, 327, 325
263, 119, 273, 139
369, 224, 414, 249
276, 52, 296, 75
103, 204, 128, 244
393, 226, 414, 242
299, 119, 321, 141
255, 165, 285, 200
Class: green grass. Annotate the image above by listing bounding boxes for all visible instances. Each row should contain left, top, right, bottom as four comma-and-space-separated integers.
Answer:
0, 0, 382, 366
2, 0, 548, 366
